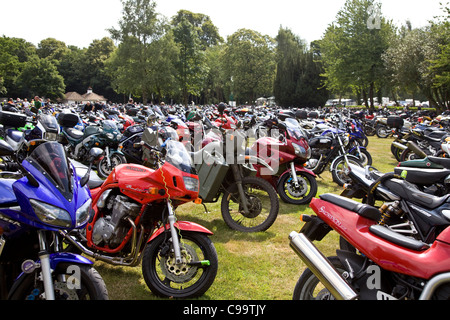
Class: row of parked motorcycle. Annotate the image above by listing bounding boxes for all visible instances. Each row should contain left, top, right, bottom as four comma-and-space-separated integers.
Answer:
289, 108, 450, 300
1, 99, 450, 300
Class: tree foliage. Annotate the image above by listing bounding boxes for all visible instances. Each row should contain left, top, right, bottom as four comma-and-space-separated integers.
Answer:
0, 1, 448, 108
223, 29, 276, 104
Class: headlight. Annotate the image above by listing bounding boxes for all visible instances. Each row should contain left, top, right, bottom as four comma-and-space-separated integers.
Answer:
30, 199, 72, 228
116, 134, 123, 140
183, 176, 199, 192
75, 199, 92, 228
292, 143, 307, 158
106, 133, 114, 139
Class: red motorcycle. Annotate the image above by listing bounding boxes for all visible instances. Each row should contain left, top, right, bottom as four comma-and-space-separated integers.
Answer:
289, 192, 450, 300
63, 140, 218, 298
249, 118, 317, 205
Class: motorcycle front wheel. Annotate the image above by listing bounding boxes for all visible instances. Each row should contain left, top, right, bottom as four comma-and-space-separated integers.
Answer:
331, 155, 363, 187
221, 176, 279, 232
97, 153, 126, 178
277, 171, 317, 205
142, 231, 218, 299
9, 263, 109, 300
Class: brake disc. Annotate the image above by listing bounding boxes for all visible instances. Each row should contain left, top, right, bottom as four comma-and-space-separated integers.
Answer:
160, 243, 199, 283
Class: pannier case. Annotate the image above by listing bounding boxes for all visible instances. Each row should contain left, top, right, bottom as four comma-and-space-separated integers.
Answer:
195, 160, 229, 203
387, 116, 404, 129
57, 113, 80, 127
0, 111, 27, 128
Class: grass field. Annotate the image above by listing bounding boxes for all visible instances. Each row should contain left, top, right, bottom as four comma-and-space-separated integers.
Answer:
93, 136, 398, 300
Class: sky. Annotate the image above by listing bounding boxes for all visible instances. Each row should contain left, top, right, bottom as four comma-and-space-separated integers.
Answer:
0, 0, 446, 48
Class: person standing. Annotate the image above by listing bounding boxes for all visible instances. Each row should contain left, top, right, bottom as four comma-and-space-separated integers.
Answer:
33, 96, 42, 110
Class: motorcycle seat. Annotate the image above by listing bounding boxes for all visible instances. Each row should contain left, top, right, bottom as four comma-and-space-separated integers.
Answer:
394, 166, 450, 185
319, 193, 381, 221
427, 156, 450, 169
384, 179, 450, 209
66, 128, 84, 139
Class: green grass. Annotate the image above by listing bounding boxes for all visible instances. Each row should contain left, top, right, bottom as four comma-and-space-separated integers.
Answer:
94, 136, 397, 300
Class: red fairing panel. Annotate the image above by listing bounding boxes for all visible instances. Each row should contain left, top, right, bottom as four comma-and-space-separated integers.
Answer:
310, 198, 450, 279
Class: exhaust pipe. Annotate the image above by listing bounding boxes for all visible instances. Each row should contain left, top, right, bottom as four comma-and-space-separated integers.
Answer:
392, 141, 407, 150
289, 231, 358, 300
406, 141, 427, 158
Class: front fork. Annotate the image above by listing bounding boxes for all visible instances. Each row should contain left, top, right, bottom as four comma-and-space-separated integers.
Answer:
290, 162, 300, 188
37, 230, 55, 300
167, 202, 183, 264
230, 164, 250, 214
105, 146, 111, 167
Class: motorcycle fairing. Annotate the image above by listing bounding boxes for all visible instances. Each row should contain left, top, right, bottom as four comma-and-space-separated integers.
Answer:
310, 196, 450, 279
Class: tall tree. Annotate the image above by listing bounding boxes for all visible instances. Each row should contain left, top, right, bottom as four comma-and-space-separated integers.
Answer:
223, 29, 276, 104
107, 0, 178, 103
320, 0, 394, 107
172, 15, 208, 105
274, 27, 328, 107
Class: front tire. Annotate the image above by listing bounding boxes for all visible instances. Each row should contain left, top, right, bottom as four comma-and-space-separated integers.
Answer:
142, 231, 218, 299
9, 263, 109, 300
221, 176, 279, 232
97, 153, 126, 178
277, 171, 317, 205
331, 155, 363, 187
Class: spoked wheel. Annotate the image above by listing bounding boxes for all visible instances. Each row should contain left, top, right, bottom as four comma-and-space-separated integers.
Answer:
97, 153, 126, 178
142, 231, 218, 299
221, 176, 279, 232
277, 172, 317, 205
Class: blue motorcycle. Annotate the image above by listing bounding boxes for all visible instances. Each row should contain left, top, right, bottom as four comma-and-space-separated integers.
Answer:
0, 140, 108, 300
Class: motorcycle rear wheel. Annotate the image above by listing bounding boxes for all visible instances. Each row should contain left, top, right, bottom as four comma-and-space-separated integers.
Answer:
142, 231, 218, 299
376, 125, 389, 138
277, 171, 317, 205
221, 176, 279, 232
293, 256, 346, 300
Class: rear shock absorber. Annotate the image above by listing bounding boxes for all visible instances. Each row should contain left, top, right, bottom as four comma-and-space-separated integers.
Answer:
378, 201, 401, 226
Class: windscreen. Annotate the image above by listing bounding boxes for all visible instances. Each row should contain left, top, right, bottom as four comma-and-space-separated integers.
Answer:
27, 141, 73, 200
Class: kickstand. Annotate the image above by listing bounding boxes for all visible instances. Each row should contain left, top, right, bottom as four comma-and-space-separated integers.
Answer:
202, 203, 210, 213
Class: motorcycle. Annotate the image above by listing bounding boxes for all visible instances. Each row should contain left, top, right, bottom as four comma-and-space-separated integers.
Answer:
58, 113, 126, 179
306, 129, 363, 187
398, 126, 449, 161
289, 185, 450, 299
0, 139, 108, 300
192, 111, 279, 232
248, 117, 317, 205
63, 139, 218, 298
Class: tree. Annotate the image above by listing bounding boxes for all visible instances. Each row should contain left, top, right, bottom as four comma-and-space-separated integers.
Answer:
274, 27, 328, 107
17, 56, 65, 99
223, 29, 276, 104
171, 10, 223, 49
320, 0, 394, 107
0, 36, 37, 97
107, 0, 178, 103
172, 15, 208, 105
